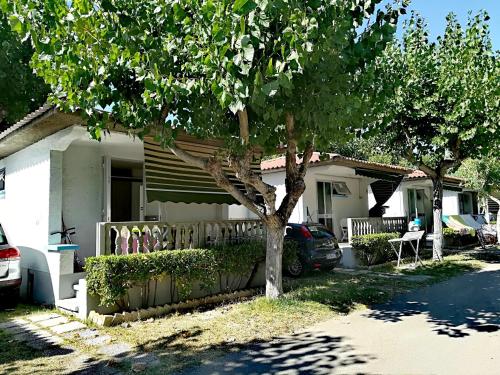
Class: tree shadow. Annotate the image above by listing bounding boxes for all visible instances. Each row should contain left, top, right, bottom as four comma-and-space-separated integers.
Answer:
149, 330, 376, 375
0, 319, 119, 375
365, 267, 500, 338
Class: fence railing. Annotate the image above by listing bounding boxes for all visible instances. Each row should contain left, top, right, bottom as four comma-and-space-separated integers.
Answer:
347, 217, 407, 243
96, 219, 266, 256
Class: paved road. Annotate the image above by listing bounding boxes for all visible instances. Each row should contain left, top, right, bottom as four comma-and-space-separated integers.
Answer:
182, 263, 500, 375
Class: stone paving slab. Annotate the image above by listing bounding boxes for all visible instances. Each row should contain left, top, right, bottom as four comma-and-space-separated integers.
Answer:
51, 321, 87, 334
98, 343, 132, 357
84, 335, 112, 346
2, 323, 32, 334
77, 329, 100, 339
39, 316, 69, 327
12, 318, 29, 325
0, 320, 20, 330
27, 313, 61, 323
131, 352, 161, 368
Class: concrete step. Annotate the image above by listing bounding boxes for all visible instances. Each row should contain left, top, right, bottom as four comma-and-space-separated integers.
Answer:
56, 297, 79, 314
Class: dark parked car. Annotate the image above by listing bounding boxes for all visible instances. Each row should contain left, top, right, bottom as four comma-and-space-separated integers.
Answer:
0, 224, 21, 308
285, 223, 342, 277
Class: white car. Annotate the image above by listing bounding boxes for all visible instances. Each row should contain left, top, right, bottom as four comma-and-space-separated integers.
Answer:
0, 224, 21, 308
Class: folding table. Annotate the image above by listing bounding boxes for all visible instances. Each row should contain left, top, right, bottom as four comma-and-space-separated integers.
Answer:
388, 230, 425, 267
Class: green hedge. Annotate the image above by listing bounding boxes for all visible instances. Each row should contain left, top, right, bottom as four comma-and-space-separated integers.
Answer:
86, 240, 297, 307
443, 227, 474, 238
351, 232, 400, 266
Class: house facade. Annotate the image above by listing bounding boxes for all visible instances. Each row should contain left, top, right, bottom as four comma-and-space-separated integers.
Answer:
256, 154, 412, 240
377, 170, 479, 232
0, 106, 250, 306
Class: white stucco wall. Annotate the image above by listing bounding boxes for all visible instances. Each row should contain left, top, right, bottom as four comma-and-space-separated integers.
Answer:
377, 184, 405, 217
302, 165, 370, 238
443, 190, 460, 215
62, 132, 146, 260
380, 178, 463, 223
62, 130, 244, 259
254, 165, 370, 239
0, 127, 85, 303
260, 170, 305, 224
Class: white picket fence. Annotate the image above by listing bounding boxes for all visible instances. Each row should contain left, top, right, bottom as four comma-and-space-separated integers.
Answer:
347, 217, 407, 243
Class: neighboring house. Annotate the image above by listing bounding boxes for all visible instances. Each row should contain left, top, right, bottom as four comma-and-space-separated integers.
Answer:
378, 170, 479, 232
0, 105, 257, 306
255, 154, 413, 240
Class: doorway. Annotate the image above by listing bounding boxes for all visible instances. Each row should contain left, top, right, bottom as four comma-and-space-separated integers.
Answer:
109, 160, 144, 222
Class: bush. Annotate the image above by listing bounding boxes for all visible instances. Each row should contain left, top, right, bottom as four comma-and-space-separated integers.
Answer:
351, 232, 400, 266
443, 227, 474, 238
86, 240, 297, 306
442, 227, 476, 247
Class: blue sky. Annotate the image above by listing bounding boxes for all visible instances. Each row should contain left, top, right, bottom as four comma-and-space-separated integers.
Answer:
388, 0, 500, 49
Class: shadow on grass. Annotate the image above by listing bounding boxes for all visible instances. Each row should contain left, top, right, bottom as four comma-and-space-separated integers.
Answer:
0, 305, 119, 375
366, 267, 500, 338
283, 272, 422, 315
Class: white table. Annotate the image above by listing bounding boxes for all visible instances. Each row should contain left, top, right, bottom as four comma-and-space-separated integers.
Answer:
388, 230, 425, 267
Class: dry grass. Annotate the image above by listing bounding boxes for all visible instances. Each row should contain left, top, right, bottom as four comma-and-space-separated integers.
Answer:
0, 254, 486, 375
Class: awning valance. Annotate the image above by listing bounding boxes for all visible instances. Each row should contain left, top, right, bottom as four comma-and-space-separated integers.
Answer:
355, 167, 404, 182
144, 137, 261, 204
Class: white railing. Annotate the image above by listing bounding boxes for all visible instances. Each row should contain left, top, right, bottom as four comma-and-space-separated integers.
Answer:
96, 219, 265, 256
347, 217, 407, 243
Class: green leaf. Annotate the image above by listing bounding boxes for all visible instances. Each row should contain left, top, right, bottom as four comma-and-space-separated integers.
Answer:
9, 15, 22, 33
232, 0, 257, 15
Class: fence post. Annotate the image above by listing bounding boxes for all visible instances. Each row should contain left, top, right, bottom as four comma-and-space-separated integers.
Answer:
347, 218, 353, 244
96, 223, 106, 256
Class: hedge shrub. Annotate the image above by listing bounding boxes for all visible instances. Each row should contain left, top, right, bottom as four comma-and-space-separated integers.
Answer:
443, 227, 474, 238
85, 240, 297, 307
351, 232, 400, 266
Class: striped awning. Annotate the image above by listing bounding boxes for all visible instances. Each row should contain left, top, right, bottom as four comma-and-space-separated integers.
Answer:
144, 137, 261, 204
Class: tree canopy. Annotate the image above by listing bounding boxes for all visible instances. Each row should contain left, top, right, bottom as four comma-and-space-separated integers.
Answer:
367, 11, 499, 170
3, 0, 406, 297
364, 11, 499, 259
455, 157, 500, 199
0, 12, 48, 130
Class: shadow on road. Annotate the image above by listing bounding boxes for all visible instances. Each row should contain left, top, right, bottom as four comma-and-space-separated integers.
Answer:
365, 267, 500, 338
181, 331, 375, 375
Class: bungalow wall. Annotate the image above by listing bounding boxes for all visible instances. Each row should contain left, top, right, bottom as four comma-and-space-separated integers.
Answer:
0, 130, 72, 303
377, 179, 477, 230
61, 131, 239, 260
259, 165, 371, 239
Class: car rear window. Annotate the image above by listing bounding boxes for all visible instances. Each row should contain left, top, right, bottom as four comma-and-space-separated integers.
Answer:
307, 225, 334, 239
0, 225, 8, 245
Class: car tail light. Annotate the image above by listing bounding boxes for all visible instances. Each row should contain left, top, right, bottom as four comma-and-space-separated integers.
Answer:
299, 225, 313, 239
0, 247, 20, 260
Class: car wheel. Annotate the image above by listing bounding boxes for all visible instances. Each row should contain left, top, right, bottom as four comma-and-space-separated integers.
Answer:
0, 287, 20, 309
321, 264, 337, 272
286, 258, 304, 277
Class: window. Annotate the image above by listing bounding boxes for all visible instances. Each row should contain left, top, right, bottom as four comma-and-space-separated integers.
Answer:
306, 224, 335, 240
0, 168, 4, 198
459, 193, 473, 214
332, 181, 351, 195
0, 224, 7, 245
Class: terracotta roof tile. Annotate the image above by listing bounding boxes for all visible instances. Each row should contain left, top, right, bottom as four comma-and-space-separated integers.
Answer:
261, 152, 412, 175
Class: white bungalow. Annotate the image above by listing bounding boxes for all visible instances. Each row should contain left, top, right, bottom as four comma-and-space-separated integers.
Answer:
377, 170, 480, 232
0, 105, 264, 311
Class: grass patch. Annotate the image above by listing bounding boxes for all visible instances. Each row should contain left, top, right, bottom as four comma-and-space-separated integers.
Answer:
97, 254, 483, 373
0, 254, 487, 374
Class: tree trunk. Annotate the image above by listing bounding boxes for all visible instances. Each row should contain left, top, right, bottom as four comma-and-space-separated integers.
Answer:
265, 218, 285, 299
491, 197, 500, 245
497, 211, 500, 245
432, 177, 444, 261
